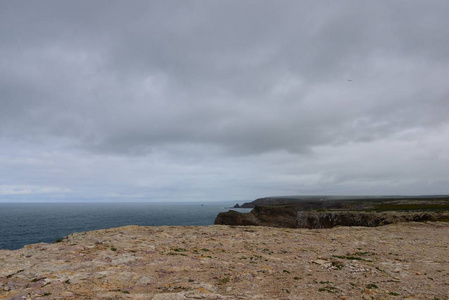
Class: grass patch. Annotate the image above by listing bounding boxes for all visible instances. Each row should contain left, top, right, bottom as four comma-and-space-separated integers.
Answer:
218, 276, 230, 285
318, 286, 340, 293
388, 292, 400, 296
7, 269, 24, 278
172, 248, 186, 252
261, 248, 273, 255
354, 251, 372, 256
110, 247, 117, 251
373, 203, 449, 211
366, 283, 378, 289
168, 252, 187, 256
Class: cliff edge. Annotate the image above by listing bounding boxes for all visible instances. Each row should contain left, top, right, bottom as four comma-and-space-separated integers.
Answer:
1, 223, 448, 299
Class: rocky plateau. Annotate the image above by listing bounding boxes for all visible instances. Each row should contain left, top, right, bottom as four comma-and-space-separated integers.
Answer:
1, 222, 448, 299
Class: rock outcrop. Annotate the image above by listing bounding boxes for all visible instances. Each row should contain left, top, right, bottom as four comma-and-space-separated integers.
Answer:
1, 223, 449, 299
215, 205, 298, 228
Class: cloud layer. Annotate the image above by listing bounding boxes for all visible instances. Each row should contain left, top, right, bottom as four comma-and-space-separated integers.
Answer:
1, 1, 449, 201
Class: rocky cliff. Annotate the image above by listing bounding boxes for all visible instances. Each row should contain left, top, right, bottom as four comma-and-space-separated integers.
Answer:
214, 206, 449, 228
238, 195, 449, 210
296, 211, 449, 229
215, 205, 298, 228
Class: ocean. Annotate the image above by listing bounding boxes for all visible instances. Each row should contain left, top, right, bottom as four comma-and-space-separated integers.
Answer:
0, 202, 249, 250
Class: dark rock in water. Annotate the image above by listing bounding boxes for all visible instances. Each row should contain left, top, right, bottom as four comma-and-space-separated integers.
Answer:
233, 203, 240, 208
215, 205, 298, 228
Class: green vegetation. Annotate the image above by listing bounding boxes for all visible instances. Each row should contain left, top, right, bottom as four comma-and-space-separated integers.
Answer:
388, 292, 400, 296
366, 283, 378, 289
261, 248, 273, 255
318, 286, 340, 293
168, 252, 187, 256
354, 251, 372, 256
217, 276, 230, 285
372, 203, 449, 211
172, 248, 187, 252
6, 269, 24, 278
110, 247, 117, 251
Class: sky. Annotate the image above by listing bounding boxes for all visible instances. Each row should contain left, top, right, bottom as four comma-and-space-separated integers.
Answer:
1, 1, 449, 202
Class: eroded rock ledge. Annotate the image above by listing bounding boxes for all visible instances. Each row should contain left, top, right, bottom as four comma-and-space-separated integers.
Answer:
1, 223, 449, 299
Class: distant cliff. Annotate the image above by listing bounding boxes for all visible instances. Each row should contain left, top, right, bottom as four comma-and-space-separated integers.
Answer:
237, 195, 449, 210
296, 211, 449, 228
215, 206, 449, 228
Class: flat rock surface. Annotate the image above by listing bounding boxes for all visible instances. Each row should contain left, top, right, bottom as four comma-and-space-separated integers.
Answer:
1, 222, 448, 299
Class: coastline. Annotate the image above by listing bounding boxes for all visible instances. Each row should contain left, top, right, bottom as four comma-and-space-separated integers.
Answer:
2, 222, 448, 299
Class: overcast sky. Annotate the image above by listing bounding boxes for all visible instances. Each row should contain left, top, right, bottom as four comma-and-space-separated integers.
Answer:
1, 1, 448, 202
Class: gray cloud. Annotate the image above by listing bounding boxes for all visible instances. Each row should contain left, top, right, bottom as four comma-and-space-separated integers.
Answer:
1, 1, 449, 200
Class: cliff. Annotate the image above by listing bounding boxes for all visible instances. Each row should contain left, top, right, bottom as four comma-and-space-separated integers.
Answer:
215, 205, 298, 228
238, 195, 449, 210
296, 211, 449, 229
215, 206, 449, 228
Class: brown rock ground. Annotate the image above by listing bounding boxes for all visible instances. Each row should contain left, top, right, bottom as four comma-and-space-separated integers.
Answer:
1, 222, 448, 299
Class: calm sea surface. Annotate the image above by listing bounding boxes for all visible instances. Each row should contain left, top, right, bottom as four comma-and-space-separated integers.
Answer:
0, 202, 249, 250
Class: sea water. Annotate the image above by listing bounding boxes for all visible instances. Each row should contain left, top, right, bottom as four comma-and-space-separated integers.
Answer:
0, 202, 249, 250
